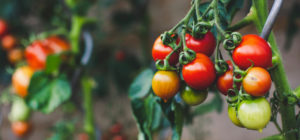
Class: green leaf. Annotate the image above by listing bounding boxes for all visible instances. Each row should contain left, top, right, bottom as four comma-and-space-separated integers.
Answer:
26, 72, 71, 114
48, 119, 76, 140
260, 134, 284, 140
129, 69, 154, 100
45, 54, 62, 74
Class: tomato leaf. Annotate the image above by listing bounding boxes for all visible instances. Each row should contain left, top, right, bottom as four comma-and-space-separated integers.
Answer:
45, 54, 61, 74
26, 72, 71, 114
129, 68, 153, 100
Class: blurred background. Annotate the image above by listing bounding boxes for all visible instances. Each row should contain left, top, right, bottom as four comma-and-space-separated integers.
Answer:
0, 0, 300, 139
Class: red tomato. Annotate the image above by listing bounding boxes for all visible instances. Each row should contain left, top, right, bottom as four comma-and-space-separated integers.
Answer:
182, 53, 216, 90
43, 36, 70, 53
185, 32, 216, 56
25, 41, 50, 70
232, 34, 272, 69
1, 35, 16, 50
217, 60, 235, 95
0, 19, 7, 37
152, 36, 179, 65
243, 67, 272, 96
11, 121, 30, 137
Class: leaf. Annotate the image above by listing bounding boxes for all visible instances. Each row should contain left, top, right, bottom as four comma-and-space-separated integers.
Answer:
129, 69, 154, 100
48, 119, 76, 140
26, 72, 71, 114
45, 54, 61, 74
260, 134, 284, 140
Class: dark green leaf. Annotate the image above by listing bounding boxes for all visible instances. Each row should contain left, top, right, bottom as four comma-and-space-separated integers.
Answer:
45, 54, 61, 74
26, 72, 71, 114
129, 68, 153, 100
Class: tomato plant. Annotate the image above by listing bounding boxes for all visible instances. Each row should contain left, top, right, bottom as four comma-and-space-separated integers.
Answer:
185, 32, 216, 56
152, 36, 179, 65
180, 85, 208, 106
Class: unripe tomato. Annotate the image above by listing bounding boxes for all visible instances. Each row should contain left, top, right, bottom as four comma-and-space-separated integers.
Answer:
243, 67, 271, 96
182, 53, 216, 90
152, 71, 180, 101
232, 34, 272, 69
43, 36, 70, 53
227, 106, 243, 127
1, 35, 16, 50
12, 66, 34, 98
185, 32, 216, 56
237, 97, 271, 131
0, 19, 7, 36
11, 121, 30, 137
8, 48, 23, 64
180, 86, 207, 106
152, 36, 179, 65
25, 41, 50, 70
9, 98, 31, 122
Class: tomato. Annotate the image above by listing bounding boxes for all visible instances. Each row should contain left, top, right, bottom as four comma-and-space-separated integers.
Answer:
232, 34, 272, 69
243, 67, 271, 96
1, 35, 16, 50
152, 71, 180, 101
180, 86, 207, 106
77, 133, 89, 140
217, 60, 234, 95
182, 53, 216, 90
8, 48, 23, 64
43, 36, 70, 53
228, 105, 243, 127
9, 98, 31, 122
0, 19, 7, 37
11, 121, 30, 137
185, 32, 216, 56
152, 36, 179, 65
237, 97, 271, 131
25, 41, 50, 70
12, 66, 34, 98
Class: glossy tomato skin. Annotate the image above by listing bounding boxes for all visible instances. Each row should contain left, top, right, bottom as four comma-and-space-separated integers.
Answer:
1, 35, 16, 50
8, 48, 23, 64
0, 19, 7, 36
152, 36, 179, 65
180, 86, 207, 106
11, 121, 30, 137
217, 70, 234, 95
43, 36, 70, 53
185, 32, 216, 56
182, 53, 216, 90
25, 41, 50, 70
232, 34, 272, 69
12, 66, 34, 98
243, 67, 271, 96
152, 71, 180, 101
237, 97, 271, 131
228, 106, 243, 127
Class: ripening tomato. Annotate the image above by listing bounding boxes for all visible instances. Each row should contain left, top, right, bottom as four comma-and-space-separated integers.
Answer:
152, 36, 179, 65
180, 86, 207, 106
243, 67, 271, 96
217, 60, 234, 95
185, 32, 216, 56
152, 71, 180, 101
8, 48, 23, 64
1, 35, 16, 50
12, 66, 34, 98
9, 98, 31, 122
11, 121, 30, 137
0, 19, 7, 37
25, 41, 50, 70
43, 36, 70, 53
237, 97, 271, 132
232, 34, 272, 69
228, 106, 243, 127
182, 53, 216, 90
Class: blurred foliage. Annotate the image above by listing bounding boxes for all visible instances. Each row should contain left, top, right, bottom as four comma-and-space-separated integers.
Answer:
48, 119, 77, 140
284, 2, 300, 51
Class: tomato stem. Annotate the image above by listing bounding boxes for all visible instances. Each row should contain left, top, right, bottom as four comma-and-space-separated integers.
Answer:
227, 12, 254, 31
212, 0, 227, 38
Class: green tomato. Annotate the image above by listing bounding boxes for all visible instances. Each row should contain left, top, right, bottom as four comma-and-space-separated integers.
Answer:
9, 98, 31, 122
237, 97, 271, 132
228, 105, 243, 127
180, 86, 207, 106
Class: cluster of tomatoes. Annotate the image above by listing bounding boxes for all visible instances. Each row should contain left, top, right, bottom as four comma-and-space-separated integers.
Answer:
3, 25, 70, 137
151, 28, 273, 131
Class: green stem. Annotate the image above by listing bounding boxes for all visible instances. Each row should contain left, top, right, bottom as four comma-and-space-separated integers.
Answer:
195, 0, 202, 20
212, 0, 227, 37
227, 12, 254, 31
81, 76, 95, 139
251, 1, 297, 140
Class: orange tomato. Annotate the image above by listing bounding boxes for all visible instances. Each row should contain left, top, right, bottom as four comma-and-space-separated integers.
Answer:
11, 121, 30, 137
8, 48, 23, 64
12, 66, 34, 98
152, 71, 180, 101
243, 67, 271, 96
1, 35, 16, 50
43, 36, 70, 53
